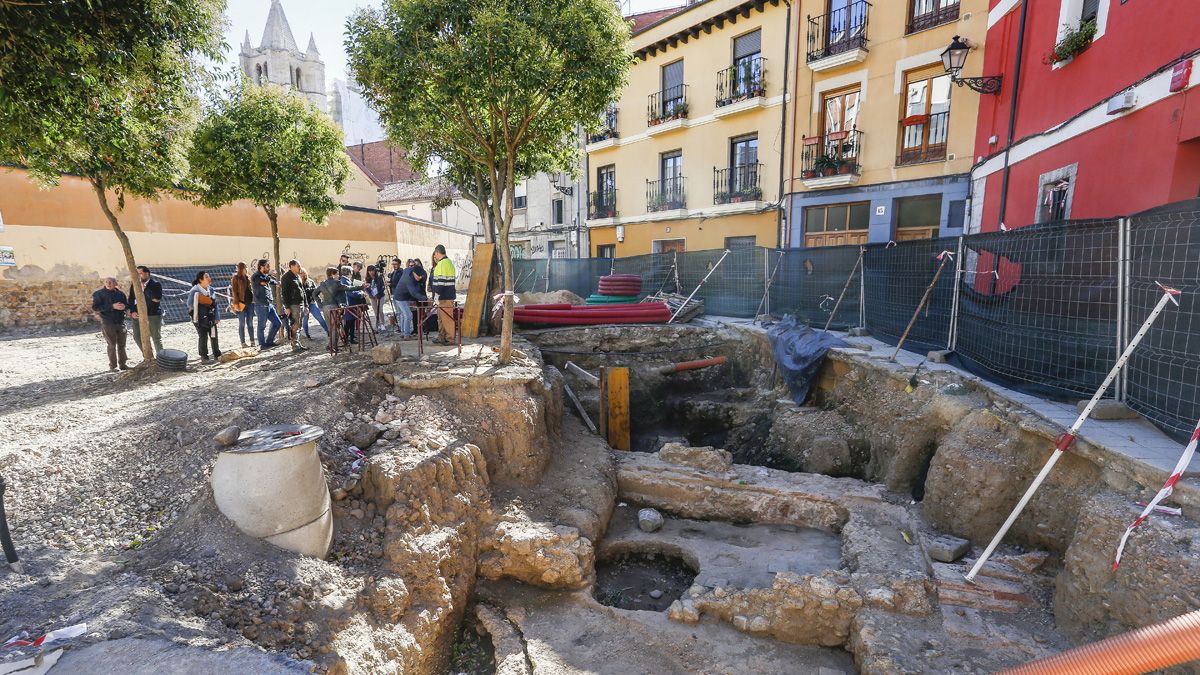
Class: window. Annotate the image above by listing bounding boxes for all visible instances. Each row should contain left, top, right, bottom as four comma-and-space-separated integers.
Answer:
822, 88, 861, 136
1081, 0, 1100, 23
651, 150, 685, 211
657, 60, 686, 118
895, 194, 941, 241
596, 244, 616, 258
898, 70, 951, 165
661, 150, 682, 181
549, 241, 566, 259
725, 236, 757, 249
592, 165, 617, 218
552, 198, 564, 225
907, 0, 960, 34
803, 201, 870, 247
295, 67, 302, 89
730, 30, 763, 99
718, 135, 760, 202
255, 64, 263, 85
1040, 179, 1071, 222
513, 195, 527, 209
652, 239, 686, 254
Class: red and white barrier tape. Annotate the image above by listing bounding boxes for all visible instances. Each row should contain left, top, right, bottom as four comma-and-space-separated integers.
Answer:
2, 622, 87, 650
1113, 420, 1199, 570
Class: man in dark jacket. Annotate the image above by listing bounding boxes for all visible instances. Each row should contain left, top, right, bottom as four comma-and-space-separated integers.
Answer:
127, 265, 163, 356
387, 259, 404, 330
338, 266, 365, 343
251, 258, 281, 349
280, 259, 307, 351
392, 263, 428, 338
92, 277, 129, 371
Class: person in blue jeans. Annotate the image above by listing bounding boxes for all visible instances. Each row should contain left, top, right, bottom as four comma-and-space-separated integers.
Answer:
392, 261, 428, 338
230, 262, 256, 347
299, 267, 329, 338
251, 258, 281, 348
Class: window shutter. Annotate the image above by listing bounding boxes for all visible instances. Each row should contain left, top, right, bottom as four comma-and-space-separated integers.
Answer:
1081, 0, 1100, 22
948, 200, 966, 229
733, 30, 761, 60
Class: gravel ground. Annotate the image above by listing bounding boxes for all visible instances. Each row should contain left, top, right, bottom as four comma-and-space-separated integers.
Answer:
0, 320, 416, 664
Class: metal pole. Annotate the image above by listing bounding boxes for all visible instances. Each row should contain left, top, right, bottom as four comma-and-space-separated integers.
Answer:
670, 249, 731, 323
755, 250, 786, 322
824, 249, 863, 331
858, 245, 867, 329
0, 475, 22, 574
891, 251, 953, 361
966, 284, 1181, 582
948, 236, 965, 351
1116, 217, 1129, 402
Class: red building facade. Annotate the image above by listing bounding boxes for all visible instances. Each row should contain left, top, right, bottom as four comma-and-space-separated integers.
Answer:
969, 0, 1200, 232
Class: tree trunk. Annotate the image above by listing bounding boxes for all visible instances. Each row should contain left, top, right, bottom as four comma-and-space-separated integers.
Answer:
497, 171, 516, 364
92, 177, 154, 367
266, 206, 284, 314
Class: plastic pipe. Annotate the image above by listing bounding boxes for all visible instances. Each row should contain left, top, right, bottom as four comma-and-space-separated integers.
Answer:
1001, 608, 1200, 675
656, 356, 727, 374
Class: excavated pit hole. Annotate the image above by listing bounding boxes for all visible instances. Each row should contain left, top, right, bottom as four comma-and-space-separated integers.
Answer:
448, 613, 497, 675
593, 550, 698, 612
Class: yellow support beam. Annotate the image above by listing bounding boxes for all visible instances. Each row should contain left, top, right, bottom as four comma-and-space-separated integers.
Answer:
606, 367, 630, 451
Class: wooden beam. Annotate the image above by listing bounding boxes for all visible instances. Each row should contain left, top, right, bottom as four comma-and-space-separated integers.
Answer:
668, 35, 677, 47
564, 381, 597, 434
680, 33, 689, 44
715, 16, 724, 28
740, 6, 751, 18
702, 19, 714, 33
598, 367, 608, 442
605, 367, 631, 451
689, 26, 701, 38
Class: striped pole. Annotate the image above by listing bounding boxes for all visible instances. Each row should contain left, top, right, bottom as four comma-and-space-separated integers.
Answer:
1112, 416, 1200, 570
966, 283, 1181, 582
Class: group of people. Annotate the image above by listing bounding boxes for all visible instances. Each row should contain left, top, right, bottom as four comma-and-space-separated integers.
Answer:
90, 246, 458, 370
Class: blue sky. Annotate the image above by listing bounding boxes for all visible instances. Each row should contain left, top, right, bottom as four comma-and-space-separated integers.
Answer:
221, 0, 685, 84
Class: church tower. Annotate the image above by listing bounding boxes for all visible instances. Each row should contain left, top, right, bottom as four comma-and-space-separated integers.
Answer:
239, 0, 327, 112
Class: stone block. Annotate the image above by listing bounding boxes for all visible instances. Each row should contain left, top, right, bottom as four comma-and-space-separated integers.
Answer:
371, 341, 403, 365
922, 533, 970, 563
847, 327, 869, 337
927, 350, 952, 364
658, 442, 733, 473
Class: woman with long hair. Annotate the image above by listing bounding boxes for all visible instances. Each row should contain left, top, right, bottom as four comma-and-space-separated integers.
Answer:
230, 261, 255, 348
299, 267, 329, 338
364, 265, 386, 332
186, 271, 222, 363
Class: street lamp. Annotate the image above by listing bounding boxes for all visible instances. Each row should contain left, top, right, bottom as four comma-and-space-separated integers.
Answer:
941, 35, 1003, 95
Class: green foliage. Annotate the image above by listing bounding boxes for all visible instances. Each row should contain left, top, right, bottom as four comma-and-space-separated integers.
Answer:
0, 0, 227, 195
189, 82, 350, 224
346, 0, 630, 215
1046, 19, 1097, 65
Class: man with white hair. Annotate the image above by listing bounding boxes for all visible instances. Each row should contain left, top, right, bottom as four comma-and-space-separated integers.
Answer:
91, 277, 129, 371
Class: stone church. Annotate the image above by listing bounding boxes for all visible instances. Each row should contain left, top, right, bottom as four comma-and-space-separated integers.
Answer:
238, 0, 327, 112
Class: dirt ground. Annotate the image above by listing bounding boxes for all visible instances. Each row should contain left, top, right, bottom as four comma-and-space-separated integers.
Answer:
0, 321, 406, 664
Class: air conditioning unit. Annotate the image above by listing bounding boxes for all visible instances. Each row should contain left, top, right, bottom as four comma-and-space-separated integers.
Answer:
1107, 90, 1137, 115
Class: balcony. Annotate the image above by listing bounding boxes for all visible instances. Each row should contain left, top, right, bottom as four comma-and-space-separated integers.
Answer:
806, 1, 870, 72
907, 1, 960, 34
646, 176, 686, 213
647, 84, 688, 134
713, 164, 763, 205
800, 129, 863, 189
588, 189, 618, 220
715, 57, 767, 117
587, 109, 619, 151
896, 111, 948, 166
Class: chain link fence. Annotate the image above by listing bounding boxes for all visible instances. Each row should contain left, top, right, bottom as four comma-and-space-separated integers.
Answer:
488, 198, 1200, 437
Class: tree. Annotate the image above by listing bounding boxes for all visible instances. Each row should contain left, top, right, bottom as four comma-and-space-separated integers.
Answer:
347, 0, 629, 362
0, 0, 226, 362
189, 82, 350, 311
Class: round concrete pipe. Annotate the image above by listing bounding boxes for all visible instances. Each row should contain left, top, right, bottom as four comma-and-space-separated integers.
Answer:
211, 424, 332, 559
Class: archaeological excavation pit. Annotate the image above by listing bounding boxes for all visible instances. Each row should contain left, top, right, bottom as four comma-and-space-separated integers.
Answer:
592, 547, 697, 612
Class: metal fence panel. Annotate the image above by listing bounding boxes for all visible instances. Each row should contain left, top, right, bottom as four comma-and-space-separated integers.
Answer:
675, 247, 765, 318
768, 245, 862, 329
153, 264, 238, 324
1126, 200, 1200, 437
863, 237, 957, 353
954, 219, 1119, 399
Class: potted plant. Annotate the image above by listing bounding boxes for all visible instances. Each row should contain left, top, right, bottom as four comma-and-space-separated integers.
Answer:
837, 160, 855, 175
814, 154, 841, 177
746, 186, 763, 201
715, 190, 729, 204
1045, 19, 1097, 65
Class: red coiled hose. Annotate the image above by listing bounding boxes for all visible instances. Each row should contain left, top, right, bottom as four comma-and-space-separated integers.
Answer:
1002, 609, 1200, 675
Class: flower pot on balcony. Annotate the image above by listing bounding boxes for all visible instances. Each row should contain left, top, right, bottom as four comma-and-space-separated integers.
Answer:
802, 169, 818, 179
838, 162, 854, 175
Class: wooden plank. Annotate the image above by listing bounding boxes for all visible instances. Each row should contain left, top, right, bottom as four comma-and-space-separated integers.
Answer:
598, 367, 608, 442
563, 381, 598, 434
461, 243, 495, 339
606, 367, 631, 451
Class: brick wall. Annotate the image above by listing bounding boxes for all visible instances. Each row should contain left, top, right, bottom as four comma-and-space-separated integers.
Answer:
346, 140, 420, 186
0, 279, 98, 329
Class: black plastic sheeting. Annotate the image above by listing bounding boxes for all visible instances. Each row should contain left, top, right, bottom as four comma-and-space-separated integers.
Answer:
766, 314, 847, 405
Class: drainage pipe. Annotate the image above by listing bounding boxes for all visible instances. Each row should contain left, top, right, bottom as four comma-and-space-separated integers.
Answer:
0, 474, 22, 574
211, 424, 332, 559
656, 356, 727, 375
1001, 608, 1200, 675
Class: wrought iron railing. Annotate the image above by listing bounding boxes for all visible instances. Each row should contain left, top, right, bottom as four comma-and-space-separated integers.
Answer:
897, 110, 949, 165
800, 129, 863, 179
807, 1, 870, 63
589, 109, 619, 143
646, 176, 686, 212
588, 189, 618, 219
716, 57, 767, 107
907, 0, 960, 34
647, 84, 689, 125
713, 164, 763, 204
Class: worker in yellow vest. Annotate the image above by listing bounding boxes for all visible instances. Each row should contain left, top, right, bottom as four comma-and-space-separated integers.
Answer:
430, 245, 457, 345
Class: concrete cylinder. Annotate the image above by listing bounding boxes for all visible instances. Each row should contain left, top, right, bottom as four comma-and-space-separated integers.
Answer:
211, 424, 332, 559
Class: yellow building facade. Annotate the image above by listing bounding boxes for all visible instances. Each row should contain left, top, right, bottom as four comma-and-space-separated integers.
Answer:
585, 0, 792, 257
785, 0, 989, 247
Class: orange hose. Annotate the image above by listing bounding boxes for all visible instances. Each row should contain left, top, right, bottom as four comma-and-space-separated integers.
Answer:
1002, 609, 1200, 675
